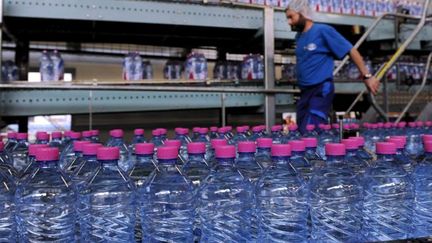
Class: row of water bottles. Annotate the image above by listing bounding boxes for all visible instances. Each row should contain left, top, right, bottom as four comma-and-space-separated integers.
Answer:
1, 121, 432, 242
39, 50, 64, 82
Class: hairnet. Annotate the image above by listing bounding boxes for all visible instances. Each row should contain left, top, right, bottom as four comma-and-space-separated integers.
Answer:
287, 0, 314, 20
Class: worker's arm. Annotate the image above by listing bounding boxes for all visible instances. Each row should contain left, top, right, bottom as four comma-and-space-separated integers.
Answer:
349, 48, 380, 95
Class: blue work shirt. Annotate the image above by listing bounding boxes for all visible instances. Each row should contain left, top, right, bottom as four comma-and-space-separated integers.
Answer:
295, 23, 353, 88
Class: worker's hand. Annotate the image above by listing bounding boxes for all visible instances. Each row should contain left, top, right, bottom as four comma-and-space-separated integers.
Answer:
364, 76, 380, 95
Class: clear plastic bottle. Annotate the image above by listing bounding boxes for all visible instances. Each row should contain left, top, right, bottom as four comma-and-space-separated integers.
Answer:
195, 128, 210, 144
235, 141, 262, 183
231, 126, 249, 145
78, 147, 135, 242
249, 126, 263, 142
16, 147, 76, 242
51, 50, 64, 81
10, 133, 29, 175
413, 141, 432, 238
141, 146, 195, 242
207, 139, 228, 168
341, 138, 369, 175
72, 143, 103, 190
362, 142, 414, 241
150, 129, 164, 148
4, 132, 17, 152
317, 124, 335, 159
49, 131, 64, 150
62, 130, 73, 148
388, 137, 415, 174
310, 143, 363, 242
159, 128, 168, 142
209, 126, 218, 140
35, 131, 49, 145
174, 128, 191, 160
62, 140, 91, 175
0, 143, 16, 242
255, 138, 273, 169
301, 137, 324, 168
288, 140, 313, 180
303, 124, 318, 138
133, 52, 143, 81
406, 122, 424, 159
198, 145, 253, 242
256, 143, 309, 242
106, 129, 131, 172
164, 139, 187, 165
129, 128, 146, 155
349, 136, 373, 163
20, 144, 48, 179
182, 142, 210, 242
39, 50, 54, 82
0, 142, 15, 178
270, 125, 283, 144
81, 130, 93, 142
284, 124, 301, 143
59, 131, 81, 170
90, 130, 100, 143
123, 52, 135, 81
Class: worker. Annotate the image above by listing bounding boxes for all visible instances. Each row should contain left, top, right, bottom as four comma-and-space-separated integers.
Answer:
286, 0, 380, 134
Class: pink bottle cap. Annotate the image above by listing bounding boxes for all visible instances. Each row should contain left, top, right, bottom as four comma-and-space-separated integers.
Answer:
252, 126, 262, 132
211, 139, 227, 149
332, 124, 340, 129
377, 122, 384, 128
376, 142, 396, 155
157, 146, 178, 160
110, 129, 124, 138
423, 135, 432, 143
350, 123, 360, 130
306, 124, 315, 131
36, 131, 49, 141
164, 140, 181, 149
371, 124, 378, 129
215, 145, 236, 158
238, 141, 256, 153
175, 128, 189, 135
199, 128, 209, 134
226, 126, 233, 131
323, 125, 331, 130
28, 144, 49, 156
390, 135, 407, 145
134, 129, 145, 136
51, 131, 62, 139
97, 147, 120, 160
343, 124, 350, 130
74, 141, 91, 152
135, 143, 155, 155
70, 132, 81, 139
7, 132, 16, 139
425, 121, 432, 127
82, 143, 103, 155
349, 136, 365, 147
17, 133, 28, 140
301, 137, 318, 148
91, 130, 100, 136
271, 125, 282, 132
424, 141, 432, 153
271, 144, 291, 157
318, 124, 326, 129
398, 122, 407, 128
325, 143, 346, 156
289, 140, 306, 152
387, 138, 405, 149
417, 121, 424, 127
187, 142, 206, 154
152, 129, 161, 136
341, 139, 358, 150
0, 142, 4, 152
64, 131, 72, 137
384, 123, 392, 129
210, 126, 218, 132
288, 124, 298, 131
192, 127, 200, 133
257, 138, 273, 148
242, 125, 250, 130
36, 147, 59, 161
237, 126, 246, 133
408, 122, 416, 128
82, 130, 92, 138
218, 127, 227, 134
160, 128, 168, 135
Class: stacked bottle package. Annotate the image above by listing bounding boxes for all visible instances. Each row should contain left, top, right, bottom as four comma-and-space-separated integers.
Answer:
2, 121, 432, 242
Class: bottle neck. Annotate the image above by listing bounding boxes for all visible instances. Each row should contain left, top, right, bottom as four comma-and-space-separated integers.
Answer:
216, 157, 235, 165
188, 153, 205, 161
257, 147, 271, 154
83, 154, 97, 161
37, 160, 59, 169
376, 153, 396, 162
238, 152, 255, 159
36, 139, 49, 144
346, 149, 357, 156
158, 158, 177, 165
305, 147, 316, 152
291, 151, 305, 157
271, 156, 290, 167
326, 155, 345, 165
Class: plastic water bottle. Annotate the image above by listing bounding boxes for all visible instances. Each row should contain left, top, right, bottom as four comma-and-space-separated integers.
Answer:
195, 128, 209, 144
207, 139, 227, 167
175, 127, 191, 158
225, 126, 234, 140
288, 140, 313, 180
40, 50, 54, 81
106, 129, 131, 172
406, 122, 423, 159
0, 142, 15, 176
72, 143, 102, 190
4, 132, 17, 152
301, 137, 324, 168
199, 145, 253, 242
141, 146, 195, 242
59, 131, 81, 170
133, 52, 143, 80
82, 130, 93, 142
284, 124, 301, 143
362, 142, 414, 241
331, 123, 341, 141
159, 128, 168, 142
10, 133, 29, 175
192, 127, 200, 141
310, 143, 363, 242
349, 136, 373, 163
35, 131, 49, 144
270, 125, 283, 144
51, 50, 64, 81
235, 141, 262, 183
78, 147, 135, 242
0, 143, 16, 242
20, 144, 48, 179
216, 127, 229, 141
49, 131, 63, 150
413, 141, 432, 238
182, 142, 210, 242
129, 128, 145, 154
62, 140, 91, 174
62, 131, 73, 147
255, 138, 273, 169
341, 138, 369, 175
249, 126, 262, 142
150, 129, 164, 147
231, 126, 249, 145
317, 124, 334, 159
388, 137, 415, 173
123, 53, 135, 81
164, 140, 187, 165
16, 147, 76, 242
89, 130, 99, 143
256, 143, 309, 242
304, 124, 318, 137
209, 126, 218, 139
